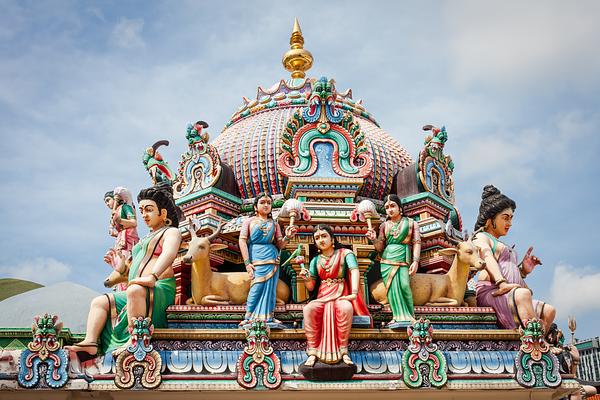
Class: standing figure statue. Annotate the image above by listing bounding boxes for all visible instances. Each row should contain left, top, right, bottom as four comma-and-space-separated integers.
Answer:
238, 192, 297, 328
299, 224, 371, 367
473, 185, 555, 330
66, 184, 182, 361
103, 187, 139, 291
366, 195, 420, 328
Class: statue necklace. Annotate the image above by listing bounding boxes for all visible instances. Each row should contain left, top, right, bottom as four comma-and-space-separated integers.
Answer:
256, 216, 271, 237
318, 250, 334, 271
389, 217, 404, 239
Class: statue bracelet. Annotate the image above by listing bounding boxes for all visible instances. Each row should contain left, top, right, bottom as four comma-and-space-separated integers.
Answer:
517, 262, 527, 278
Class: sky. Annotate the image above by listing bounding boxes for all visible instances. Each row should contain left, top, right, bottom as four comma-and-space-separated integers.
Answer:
1, 0, 599, 339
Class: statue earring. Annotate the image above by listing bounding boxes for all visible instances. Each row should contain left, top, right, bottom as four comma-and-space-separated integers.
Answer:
165, 218, 172, 226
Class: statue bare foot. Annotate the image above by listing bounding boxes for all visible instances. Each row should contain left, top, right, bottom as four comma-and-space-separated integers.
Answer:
342, 354, 354, 365
65, 342, 98, 362
305, 355, 317, 367
238, 319, 250, 327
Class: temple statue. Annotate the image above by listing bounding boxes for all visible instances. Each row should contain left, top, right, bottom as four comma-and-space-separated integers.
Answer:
473, 185, 556, 330
366, 194, 420, 328
299, 224, 370, 372
103, 187, 139, 291
238, 192, 297, 328
66, 184, 182, 361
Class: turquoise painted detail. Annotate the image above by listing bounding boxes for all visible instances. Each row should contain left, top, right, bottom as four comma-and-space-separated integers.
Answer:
175, 187, 242, 206
17, 314, 69, 389
295, 128, 358, 175
515, 319, 561, 388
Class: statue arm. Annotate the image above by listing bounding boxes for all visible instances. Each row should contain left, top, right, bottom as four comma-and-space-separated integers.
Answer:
372, 223, 386, 252
150, 228, 182, 277
473, 234, 506, 284
338, 252, 359, 301
304, 257, 318, 291
119, 205, 137, 229
409, 220, 421, 275
113, 204, 137, 229
412, 220, 421, 263
275, 220, 298, 249
239, 218, 251, 265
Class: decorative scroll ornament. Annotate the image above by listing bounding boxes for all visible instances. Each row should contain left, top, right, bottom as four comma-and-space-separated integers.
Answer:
173, 121, 222, 199
114, 317, 162, 390
418, 125, 455, 204
236, 320, 282, 390
143, 140, 176, 186
18, 314, 69, 389
401, 318, 448, 388
515, 318, 561, 388
278, 76, 372, 178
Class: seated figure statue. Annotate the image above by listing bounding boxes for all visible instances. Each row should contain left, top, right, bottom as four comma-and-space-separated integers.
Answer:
66, 184, 182, 360
299, 224, 370, 367
473, 185, 555, 330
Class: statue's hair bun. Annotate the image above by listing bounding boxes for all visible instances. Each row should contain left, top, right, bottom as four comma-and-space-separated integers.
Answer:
482, 185, 501, 200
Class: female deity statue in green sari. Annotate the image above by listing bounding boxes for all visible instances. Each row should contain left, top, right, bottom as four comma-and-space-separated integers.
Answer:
366, 194, 421, 328
66, 184, 182, 361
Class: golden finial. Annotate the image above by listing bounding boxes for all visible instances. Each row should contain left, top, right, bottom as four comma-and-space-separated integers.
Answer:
282, 18, 313, 79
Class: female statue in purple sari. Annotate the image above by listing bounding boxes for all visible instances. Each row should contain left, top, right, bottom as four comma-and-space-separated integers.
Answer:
473, 185, 555, 330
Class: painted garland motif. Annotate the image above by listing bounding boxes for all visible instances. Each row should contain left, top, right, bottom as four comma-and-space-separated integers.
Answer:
417, 125, 455, 204
173, 121, 222, 199
17, 314, 69, 389
515, 318, 561, 388
114, 317, 163, 390
278, 76, 372, 179
401, 318, 448, 388
236, 320, 282, 390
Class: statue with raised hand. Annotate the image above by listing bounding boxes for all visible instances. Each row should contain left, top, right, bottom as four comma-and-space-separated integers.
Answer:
472, 185, 555, 330
366, 194, 420, 328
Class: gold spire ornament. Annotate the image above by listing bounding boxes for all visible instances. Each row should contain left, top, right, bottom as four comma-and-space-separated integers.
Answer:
282, 18, 313, 79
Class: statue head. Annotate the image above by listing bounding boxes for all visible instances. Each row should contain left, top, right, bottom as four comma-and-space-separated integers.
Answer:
383, 194, 403, 220
313, 224, 342, 252
475, 185, 516, 236
252, 192, 273, 218
137, 183, 182, 228
104, 190, 115, 209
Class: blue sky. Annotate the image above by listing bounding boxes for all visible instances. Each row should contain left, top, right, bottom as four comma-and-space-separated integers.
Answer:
1, 1, 599, 339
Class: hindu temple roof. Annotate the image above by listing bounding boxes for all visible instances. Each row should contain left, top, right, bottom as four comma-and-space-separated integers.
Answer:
213, 20, 413, 200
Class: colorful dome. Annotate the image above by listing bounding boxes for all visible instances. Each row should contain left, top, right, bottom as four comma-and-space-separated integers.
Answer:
212, 22, 413, 201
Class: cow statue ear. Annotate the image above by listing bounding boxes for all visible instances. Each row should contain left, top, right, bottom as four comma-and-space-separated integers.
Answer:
210, 243, 228, 252
438, 247, 459, 257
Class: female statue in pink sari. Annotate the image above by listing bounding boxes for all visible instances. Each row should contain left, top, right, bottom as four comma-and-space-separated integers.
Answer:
299, 224, 370, 367
104, 187, 139, 291
473, 185, 555, 330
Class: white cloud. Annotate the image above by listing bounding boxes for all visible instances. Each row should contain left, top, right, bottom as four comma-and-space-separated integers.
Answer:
0, 258, 72, 285
110, 18, 146, 49
444, 0, 600, 90
550, 263, 600, 318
